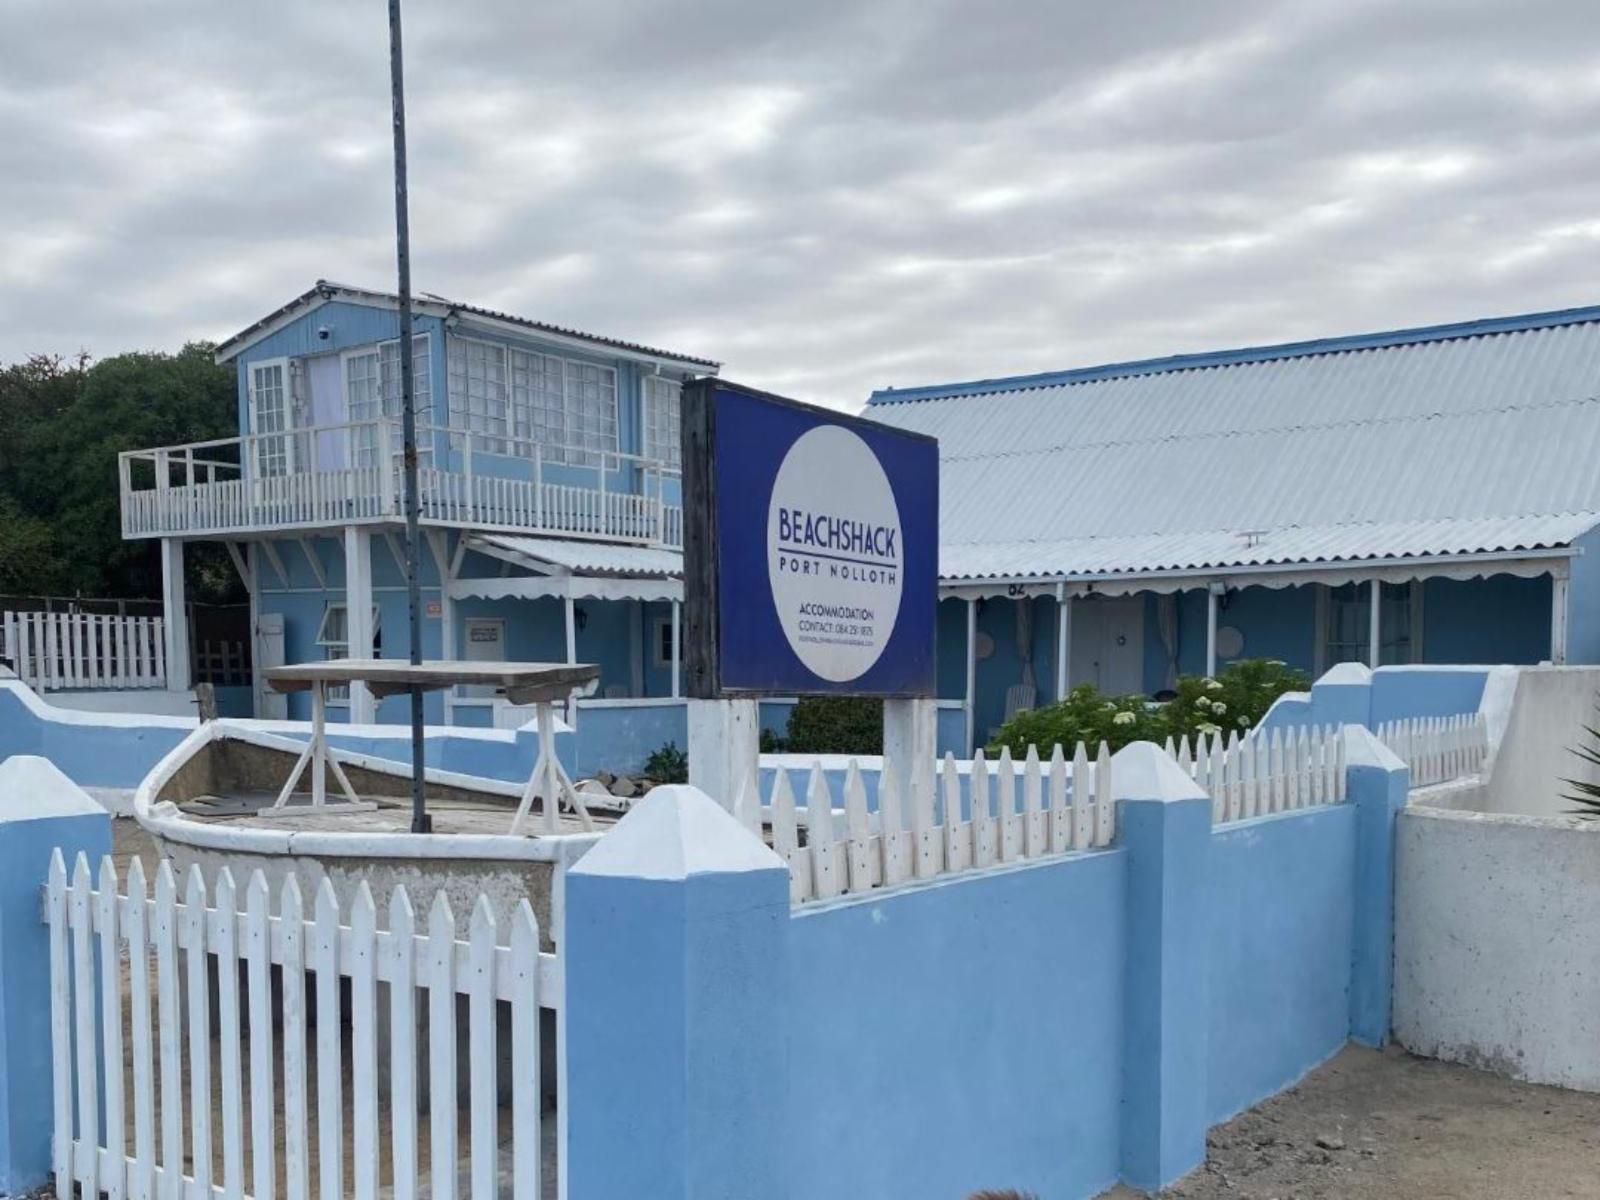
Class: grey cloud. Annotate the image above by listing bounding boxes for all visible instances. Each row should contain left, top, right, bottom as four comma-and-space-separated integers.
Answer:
2, 0, 1599, 407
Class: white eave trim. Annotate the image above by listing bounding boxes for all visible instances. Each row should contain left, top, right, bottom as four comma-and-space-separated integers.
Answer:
216, 286, 719, 375
448, 310, 718, 376
939, 546, 1578, 600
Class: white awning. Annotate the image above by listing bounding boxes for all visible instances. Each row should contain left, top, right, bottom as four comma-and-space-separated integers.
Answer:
455, 534, 683, 603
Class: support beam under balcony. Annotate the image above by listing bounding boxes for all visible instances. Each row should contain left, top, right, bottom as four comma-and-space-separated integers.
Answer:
344, 527, 376, 724
160, 538, 190, 694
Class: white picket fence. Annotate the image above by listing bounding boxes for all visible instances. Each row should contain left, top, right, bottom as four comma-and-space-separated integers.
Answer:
1170, 726, 1348, 826
2, 610, 166, 690
46, 853, 557, 1200
753, 743, 1116, 905
1378, 712, 1488, 787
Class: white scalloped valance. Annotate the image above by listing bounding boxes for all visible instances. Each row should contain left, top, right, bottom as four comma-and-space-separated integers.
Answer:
940, 551, 1572, 601
449, 575, 682, 603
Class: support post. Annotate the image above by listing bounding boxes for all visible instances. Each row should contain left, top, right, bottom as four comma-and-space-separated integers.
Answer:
565, 787, 789, 1200
882, 697, 936, 829
1205, 583, 1220, 679
670, 599, 682, 699
0, 758, 112, 1196
1368, 578, 1382, 669
425, 530, 457, 724
159, 537, 190, 693
1551, 572, 1570, 664
964, 597, 978, 755
343, 527, 376, 724
1055, 584, 1071, 700
1114, 741, 1210, 1192
1344, 724, 1408, 1046
686, 699, 760, 809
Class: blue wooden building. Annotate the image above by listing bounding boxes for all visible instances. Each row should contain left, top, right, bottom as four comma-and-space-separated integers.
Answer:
119, 281, 713, 727
868, 305, 1600, 750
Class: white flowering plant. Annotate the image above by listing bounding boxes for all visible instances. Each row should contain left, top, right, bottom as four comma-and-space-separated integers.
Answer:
987, 659, 1310, 756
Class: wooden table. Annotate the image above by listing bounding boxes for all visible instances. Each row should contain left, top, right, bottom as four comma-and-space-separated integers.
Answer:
263, 659, 600, 833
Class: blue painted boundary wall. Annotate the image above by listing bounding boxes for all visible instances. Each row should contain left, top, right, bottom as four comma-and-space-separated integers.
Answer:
1259, 662, 1496, 734
0, 681, 562, 791
565, 732, 1410, 1199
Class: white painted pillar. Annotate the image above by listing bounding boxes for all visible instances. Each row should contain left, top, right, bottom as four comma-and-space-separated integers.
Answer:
1205, 584, 1220, 679
244, 543, 261, 717
564, 595, 577, 664
882, 697, 936, 831
425, 530, 456, 725
1055, 584, 1072, 700
686, 699, 760, 810
343, 527, 376, 724
159, 537, 190, 693
670, 600, 681, 699
1551, 572, 1570, 664
964, 598, 978, 756
1368, 579, 1382, 669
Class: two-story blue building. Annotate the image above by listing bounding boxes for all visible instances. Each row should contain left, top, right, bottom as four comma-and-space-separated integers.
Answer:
121, 280, 715, 727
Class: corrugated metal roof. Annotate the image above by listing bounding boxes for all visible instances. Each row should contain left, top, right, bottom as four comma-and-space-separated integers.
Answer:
940, 515, 1597, 581
216, 281, 720, 370
867, 310, 1600, 581
469, 534, 682, 578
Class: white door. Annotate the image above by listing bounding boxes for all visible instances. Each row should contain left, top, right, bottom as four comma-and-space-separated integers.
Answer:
255, 612, 287, 719
463, 618, 506, 697
1071, 597, 1145, 695
308, 354, 348, 468
247, 359, 294, 477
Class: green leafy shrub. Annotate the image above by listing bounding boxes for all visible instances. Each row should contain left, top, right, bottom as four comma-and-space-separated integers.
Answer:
987, 658, 1310, 756
643, 741, 688, 784
775, 696, 883, 755
1163, 658, 1310, 743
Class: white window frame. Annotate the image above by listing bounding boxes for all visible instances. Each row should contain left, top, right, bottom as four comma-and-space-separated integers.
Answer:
642, 374, 682, 470
1314, 580, 1424, 674
247, 356, 295, 477
447, 334, 510, 454
345, 333, 432, 468
651, 614, 677, 668
450, 334, 619, 466
316, 601, 381, 703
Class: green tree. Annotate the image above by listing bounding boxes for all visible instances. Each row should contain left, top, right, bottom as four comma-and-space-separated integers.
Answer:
6, 342, 240, 601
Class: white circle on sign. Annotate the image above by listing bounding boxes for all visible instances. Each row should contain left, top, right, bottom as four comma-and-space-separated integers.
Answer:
767, 425, 904, 682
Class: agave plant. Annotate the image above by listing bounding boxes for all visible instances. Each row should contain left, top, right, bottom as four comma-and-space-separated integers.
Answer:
1562, 700, 1600, 817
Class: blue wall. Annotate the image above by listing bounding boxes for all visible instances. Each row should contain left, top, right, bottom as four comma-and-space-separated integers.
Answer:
1567, 525, 1600, 665
1423, 574, 1551, 664
1206, 806, 1356, 1123
0, 688, 190, 790
787, 852, 1127, 1200
1262, 664, 1492, 734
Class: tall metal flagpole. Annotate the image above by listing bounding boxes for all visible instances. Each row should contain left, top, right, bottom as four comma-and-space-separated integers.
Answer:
388, 0, 429, 833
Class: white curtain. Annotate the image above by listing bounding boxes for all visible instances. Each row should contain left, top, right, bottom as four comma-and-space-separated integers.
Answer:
1158, 593, 1179, 690
1015, 597, 1035, 689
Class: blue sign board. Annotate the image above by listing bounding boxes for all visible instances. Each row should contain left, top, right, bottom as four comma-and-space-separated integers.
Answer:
682, 381, 939, 698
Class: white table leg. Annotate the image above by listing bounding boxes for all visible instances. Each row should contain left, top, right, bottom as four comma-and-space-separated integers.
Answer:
311, 681, 328, 807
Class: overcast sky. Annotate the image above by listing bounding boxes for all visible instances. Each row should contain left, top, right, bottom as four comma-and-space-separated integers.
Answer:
4, 0, 1599, 407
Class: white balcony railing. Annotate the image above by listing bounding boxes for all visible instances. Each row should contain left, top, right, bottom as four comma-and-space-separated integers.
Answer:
119, 419, 683, 546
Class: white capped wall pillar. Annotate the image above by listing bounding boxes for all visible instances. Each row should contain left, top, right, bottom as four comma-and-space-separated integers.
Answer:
159, 538, 190, 693
670, 600, 681, 698
964, 598, 978, 755
1368, 579, 1382, 669
1205, 583, 1221, 679
343, 527, 376, 724
1055, 584, 1072, 699
1551, 572, 1570, 664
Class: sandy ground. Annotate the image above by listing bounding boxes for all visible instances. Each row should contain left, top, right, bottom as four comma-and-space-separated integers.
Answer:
1106, 1044, 1600, 1200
